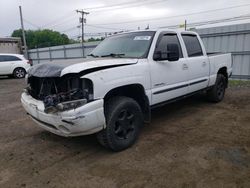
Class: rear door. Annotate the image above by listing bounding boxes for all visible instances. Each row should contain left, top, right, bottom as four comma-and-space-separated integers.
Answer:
150, 32, 189, 105
181, 34, 209, 92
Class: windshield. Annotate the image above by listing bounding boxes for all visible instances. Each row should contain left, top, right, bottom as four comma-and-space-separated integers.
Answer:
90, 31, 155, 58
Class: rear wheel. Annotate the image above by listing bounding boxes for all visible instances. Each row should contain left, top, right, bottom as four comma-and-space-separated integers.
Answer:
207, 74, 226, 102
13, 68, 26, 78
97, 96, 143, 151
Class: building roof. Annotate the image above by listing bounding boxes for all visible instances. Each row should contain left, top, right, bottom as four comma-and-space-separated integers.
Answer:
0, 37, 21, 43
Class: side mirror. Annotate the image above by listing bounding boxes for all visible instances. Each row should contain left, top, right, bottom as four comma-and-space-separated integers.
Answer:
153, 43, 180, 62
153, 51, 166, 61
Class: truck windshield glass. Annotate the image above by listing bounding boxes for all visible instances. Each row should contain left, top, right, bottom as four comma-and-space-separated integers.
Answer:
90, 31, 155, 58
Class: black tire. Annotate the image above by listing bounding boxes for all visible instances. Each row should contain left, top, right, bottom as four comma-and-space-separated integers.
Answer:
97, 96, 143, 151
13, 68, 26, 79
207, 74, 226, 102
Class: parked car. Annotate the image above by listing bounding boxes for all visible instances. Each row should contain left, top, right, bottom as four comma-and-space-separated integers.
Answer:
0, 53, 32, 78
21, 29, 232, 151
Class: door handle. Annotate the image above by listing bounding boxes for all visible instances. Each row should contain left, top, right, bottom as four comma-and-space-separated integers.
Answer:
182, 64, 188, 70
202, 62, 207, 66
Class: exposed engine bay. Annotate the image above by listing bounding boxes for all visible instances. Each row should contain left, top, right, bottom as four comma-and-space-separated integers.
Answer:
26, 75, 93, 113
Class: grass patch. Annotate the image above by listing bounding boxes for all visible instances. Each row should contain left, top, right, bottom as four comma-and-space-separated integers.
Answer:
229, 79, 250, 87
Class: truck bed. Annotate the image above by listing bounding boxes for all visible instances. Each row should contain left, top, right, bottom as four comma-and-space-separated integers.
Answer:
208, 53, 233, 78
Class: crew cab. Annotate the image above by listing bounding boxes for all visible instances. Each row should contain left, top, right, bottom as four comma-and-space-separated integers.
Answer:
0, 53, 31, 78
21, 29, 232, 151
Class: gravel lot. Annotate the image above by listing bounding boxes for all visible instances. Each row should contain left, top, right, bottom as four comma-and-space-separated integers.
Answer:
0, 77, 250, 188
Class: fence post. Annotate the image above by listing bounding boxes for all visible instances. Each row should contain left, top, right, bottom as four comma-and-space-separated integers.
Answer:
82, 43, 84, 58
27, 49, 30, 60
49, 47, 52, 61
63, 45, 67, 59
36, 48, 40, 64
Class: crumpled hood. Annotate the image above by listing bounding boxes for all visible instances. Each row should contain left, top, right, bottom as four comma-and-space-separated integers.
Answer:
28, 58, 138, 77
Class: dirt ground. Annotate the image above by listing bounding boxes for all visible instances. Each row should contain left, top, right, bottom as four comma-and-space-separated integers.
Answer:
0, 77, 250, 188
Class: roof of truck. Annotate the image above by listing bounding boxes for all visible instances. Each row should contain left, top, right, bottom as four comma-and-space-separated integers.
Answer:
112, 29, 198, 36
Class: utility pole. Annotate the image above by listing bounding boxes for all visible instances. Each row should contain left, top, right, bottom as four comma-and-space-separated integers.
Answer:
19, 6, 28, 58
76, 9, 89, 57
185, 20, 187, 31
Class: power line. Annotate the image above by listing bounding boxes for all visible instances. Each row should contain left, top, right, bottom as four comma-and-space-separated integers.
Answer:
45, 16, 77, 29
86, 24, 127, 31
159, 14, 250, 29
84, 0, 152, 10
41, 11, 75, 28
61, 24, 126, 34
61, 25, 80, 33
42, 1, 151, 29
86, 0, 168, 12
23, 18, 41, 29
39, 0, 167, 30
188, 15, 250, 28
68, 14, 250, 39
91, 3, 250, 25
59, 24, 128, 35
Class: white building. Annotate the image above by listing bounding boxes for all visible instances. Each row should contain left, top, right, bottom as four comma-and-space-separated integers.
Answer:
0, 37, 22, 54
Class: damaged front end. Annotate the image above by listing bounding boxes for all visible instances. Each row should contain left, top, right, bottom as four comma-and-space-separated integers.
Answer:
25, 75, 93, 113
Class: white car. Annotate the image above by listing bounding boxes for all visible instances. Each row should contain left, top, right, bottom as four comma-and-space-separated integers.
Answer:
21, 29, 232, 151
0, 53, 31, 78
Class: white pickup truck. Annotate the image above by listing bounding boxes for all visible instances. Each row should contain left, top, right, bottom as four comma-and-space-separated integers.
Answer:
21, 29, 232, 151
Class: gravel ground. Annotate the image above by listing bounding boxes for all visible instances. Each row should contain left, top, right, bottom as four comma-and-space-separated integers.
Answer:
0, 77, 250, 188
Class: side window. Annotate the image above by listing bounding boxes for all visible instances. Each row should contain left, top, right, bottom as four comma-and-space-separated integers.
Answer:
156, 34, 183, 58
0, 55, 21, 62
181, 34, 203, 57
0, 56, 4, 62
6, 55, 21, 61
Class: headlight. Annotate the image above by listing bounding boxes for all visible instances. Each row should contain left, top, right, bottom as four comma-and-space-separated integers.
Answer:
56, 99, 87, 111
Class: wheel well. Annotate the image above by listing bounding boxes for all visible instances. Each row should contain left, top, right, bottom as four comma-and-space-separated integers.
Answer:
104, 84, 150, 123
218, 67, 228, 87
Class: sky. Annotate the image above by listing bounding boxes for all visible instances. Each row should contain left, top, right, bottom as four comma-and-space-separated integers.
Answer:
0, 0, 250, 39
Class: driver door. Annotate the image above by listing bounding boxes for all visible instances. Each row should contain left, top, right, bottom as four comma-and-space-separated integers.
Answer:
150, 32, 189, 105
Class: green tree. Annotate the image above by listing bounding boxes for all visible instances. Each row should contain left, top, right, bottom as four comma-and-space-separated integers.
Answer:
87, 37, 105, 42
11, 29, 74, 49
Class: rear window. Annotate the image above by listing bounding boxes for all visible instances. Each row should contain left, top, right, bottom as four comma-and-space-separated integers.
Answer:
181, 34, 203, 57
0, 55, 21, 62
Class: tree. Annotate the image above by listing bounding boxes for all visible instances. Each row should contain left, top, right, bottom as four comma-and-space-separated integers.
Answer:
11, 29, 74, 49
87, 37, 105, 42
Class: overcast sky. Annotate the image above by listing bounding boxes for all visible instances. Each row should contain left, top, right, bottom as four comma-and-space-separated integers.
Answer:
0, 0, 250, 39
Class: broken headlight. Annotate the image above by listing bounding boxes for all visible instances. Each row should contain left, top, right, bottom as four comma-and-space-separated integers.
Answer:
56, 99, 87, 111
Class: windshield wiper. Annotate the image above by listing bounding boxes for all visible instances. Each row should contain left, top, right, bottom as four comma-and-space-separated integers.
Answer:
101, 53, 125, 58
87, 53, 99, 58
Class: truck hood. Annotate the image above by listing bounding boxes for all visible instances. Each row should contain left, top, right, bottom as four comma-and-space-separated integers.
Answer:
28, 58, 138, 77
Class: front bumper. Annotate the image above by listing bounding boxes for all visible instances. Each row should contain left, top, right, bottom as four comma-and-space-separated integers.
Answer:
21, 92, 106, 137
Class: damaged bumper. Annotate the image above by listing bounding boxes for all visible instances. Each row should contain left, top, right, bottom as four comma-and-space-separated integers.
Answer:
21, 92, 106, 137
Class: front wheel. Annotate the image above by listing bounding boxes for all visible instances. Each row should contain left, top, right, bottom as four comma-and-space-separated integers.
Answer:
97, 97, 143, 151
13, 68, 26, 78
207, 74, 226, 102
